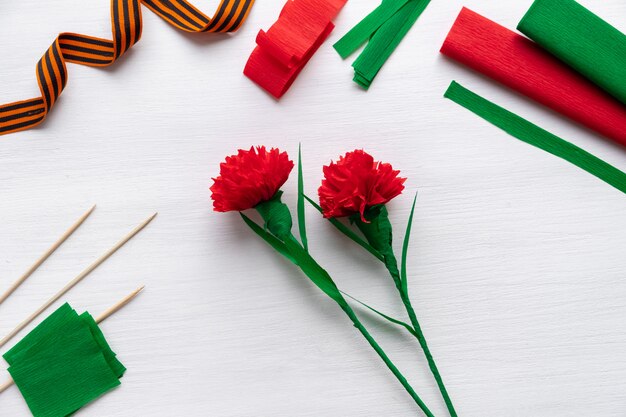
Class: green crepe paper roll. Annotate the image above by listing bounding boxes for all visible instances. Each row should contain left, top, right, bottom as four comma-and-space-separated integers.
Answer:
518, 0, 626, 105
4, 303, 125, 417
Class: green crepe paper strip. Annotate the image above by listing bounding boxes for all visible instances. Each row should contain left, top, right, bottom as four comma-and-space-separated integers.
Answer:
4, 303, 124, 417
445, 81, 626, 195
517, 0, 626, 105
334, 0, 409, 58
334, 0, 431, 89
351, 204, 458, 417
244, 187, 435, 415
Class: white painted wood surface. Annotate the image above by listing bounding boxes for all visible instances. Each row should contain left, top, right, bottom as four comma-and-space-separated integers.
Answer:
1, 1, 625, 415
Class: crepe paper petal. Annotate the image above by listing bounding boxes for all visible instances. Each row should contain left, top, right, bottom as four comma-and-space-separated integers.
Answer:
318, 150, 406, 221
241, 208, 435, 416
518, 0, 626, 105
304, 194, 384, 261
440, 8, 626, 146
400, 193, 417, 295
243, 0, 347, 99
445, 80, 626, 195
211, 146, 294, 212
3, 303, 124, 417
351, 0, 431, 89
0, 0, 256, 137
340, 290, 418, 337
333, 0, 410, 59
297, 145, 308, 252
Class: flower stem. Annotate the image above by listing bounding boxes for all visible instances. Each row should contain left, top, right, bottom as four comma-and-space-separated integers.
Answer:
283, 235, 435, 416
384, 251, 457, 417
340, 302, 435, 417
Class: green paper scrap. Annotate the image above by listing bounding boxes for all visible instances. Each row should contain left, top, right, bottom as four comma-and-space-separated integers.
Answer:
4, 303, 125, 417
334, 0, 431, 89
444, 81, 626, 195
334, 0, 410, 58
518, 0, 626, 105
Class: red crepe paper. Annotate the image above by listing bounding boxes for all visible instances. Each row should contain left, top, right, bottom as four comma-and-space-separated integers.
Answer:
243, 0, 347, 99
318, 150, 406, 221
210, 146, 294, 212
440, 8, 626, 145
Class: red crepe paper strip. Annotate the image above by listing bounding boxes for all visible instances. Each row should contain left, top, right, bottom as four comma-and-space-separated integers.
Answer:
440, 8, 626, 146
243, 0, 347, 99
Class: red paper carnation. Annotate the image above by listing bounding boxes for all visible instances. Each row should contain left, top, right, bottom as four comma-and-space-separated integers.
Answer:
211, 146, 294, 212
318, 150, 406, 220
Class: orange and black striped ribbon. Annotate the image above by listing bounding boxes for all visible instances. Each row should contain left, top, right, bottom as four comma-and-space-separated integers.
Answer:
0, 0, 255, 136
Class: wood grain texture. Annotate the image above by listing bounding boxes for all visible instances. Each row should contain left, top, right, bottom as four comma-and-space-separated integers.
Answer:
1, 0, 625, 415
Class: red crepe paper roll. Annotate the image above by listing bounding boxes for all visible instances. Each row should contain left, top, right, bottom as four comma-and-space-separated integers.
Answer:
244, 0, 347, 99
441, 8, 626, 145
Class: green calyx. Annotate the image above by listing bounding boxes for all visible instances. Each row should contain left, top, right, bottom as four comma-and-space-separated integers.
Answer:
350, 205, 394, 253
255, 191, 293, 240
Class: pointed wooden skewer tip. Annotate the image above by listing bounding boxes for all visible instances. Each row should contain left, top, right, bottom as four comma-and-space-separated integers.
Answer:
0, 213, 156, 349
0, 286, 145, 395
0, 205, 97, 306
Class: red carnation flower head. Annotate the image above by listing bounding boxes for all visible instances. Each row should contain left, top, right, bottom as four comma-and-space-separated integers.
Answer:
318, 150, 406, 221
211, 146, 294, 212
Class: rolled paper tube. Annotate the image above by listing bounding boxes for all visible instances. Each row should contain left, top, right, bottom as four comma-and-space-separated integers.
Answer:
243, 0, 347, 99
440, 8, 626, 146
518, 0, 626, 105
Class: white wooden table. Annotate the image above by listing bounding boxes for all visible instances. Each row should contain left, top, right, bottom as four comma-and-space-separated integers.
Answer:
1, 0, 625, 415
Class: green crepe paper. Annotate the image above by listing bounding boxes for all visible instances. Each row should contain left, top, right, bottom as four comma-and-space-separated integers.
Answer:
518, 0, 626, 105
334, 0, 431, 89
242, 183, 435, 415
350, 204, 458, 417
334, 0, 409, 59
4, 303, 124, 417
445, 81, 626, 195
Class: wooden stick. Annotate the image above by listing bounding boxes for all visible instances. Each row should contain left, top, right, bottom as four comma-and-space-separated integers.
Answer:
0, 213, 157, 349
0, 286, 145, 395
0, 205, 96, 306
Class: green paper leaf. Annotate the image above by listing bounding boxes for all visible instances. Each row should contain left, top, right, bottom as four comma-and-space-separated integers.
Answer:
400, 193, 417, 295
297, 144, 308, 252
304, 195, 384, 261
341, 291, 417, 337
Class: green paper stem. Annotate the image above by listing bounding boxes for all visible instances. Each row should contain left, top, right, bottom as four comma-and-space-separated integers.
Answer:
517, 0, 626, 105
243, 198, 435, 416
444, 81, 626, 195
297, 145, 308, 251
354, 206, 458, 417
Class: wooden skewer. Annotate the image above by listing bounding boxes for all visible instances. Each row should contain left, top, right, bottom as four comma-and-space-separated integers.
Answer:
0, 213, 157, 349
0, 285, 145, 395
0, 205, 96, 306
